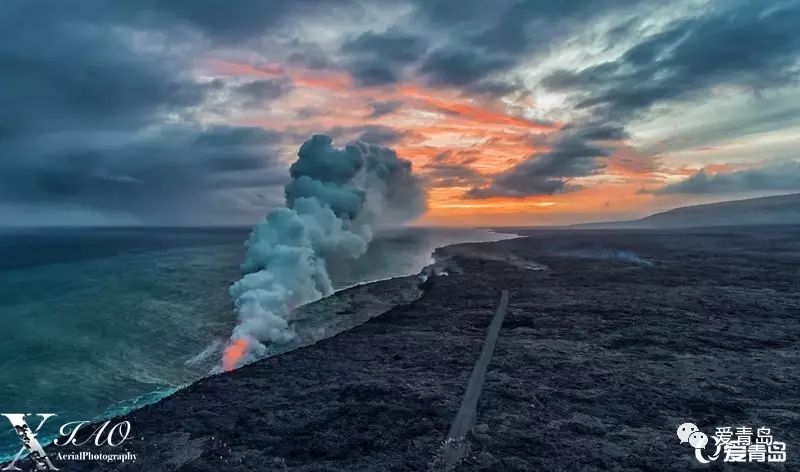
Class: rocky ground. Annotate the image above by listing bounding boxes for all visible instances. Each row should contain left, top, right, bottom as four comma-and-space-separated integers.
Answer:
15, 226, 800, 471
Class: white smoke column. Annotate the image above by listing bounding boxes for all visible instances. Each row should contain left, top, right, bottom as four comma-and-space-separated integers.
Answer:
223, 135, 425, 370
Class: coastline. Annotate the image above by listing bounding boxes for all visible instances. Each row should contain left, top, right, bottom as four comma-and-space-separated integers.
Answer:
0, 227, 516, 462
8, 226, 800, 470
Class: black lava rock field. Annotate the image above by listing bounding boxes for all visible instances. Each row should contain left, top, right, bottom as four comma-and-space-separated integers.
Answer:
18, 226, 800, 471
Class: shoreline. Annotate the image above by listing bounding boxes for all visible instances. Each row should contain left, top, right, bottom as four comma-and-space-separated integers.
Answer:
8, 226, 799, 470
0, 227, 512, 462
1, 234, 472, 461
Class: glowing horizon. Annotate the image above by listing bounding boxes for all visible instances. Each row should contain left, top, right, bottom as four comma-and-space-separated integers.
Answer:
2, 0, 799, 227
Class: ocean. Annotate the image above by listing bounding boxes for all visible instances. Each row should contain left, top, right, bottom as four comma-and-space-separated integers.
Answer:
0, 226, 510, 458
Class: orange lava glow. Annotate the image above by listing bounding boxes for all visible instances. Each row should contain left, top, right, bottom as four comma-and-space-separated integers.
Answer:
222, 338, 250, 371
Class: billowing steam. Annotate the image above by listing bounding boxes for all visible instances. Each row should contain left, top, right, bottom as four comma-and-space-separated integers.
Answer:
223, 135, 425, 370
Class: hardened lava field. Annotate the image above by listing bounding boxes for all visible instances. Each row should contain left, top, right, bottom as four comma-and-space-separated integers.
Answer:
24, 226, 800, 471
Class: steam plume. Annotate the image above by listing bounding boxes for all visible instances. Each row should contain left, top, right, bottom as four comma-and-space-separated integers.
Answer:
223, 135, 425, 370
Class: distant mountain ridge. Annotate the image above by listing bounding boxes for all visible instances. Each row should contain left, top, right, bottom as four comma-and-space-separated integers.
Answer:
573, 193, 800, 229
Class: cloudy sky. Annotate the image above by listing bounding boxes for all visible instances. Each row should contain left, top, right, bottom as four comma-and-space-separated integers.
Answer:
2, 0, 800, 226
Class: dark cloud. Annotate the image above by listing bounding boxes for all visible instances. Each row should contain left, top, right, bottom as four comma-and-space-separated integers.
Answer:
410, 0, 651, 89
415, 0, 509, 26
420, 49, 514, 87
342, 31, 428, 64
5, 0, 798, 224
647, 162, 800, 195
367, 100, 403, 118
466, 80, 522, 98
341, 31, 428, 86
193, 126, 282, 148
356, 126, 408, 146
128, 0, 352, 43
0, 0, 288, 225
465, 125, 620, 198
286, 40, 339, 70
0, 2, 208, 138
234, 79, 293, 107
478, 1, 800, 200
486, 0, 646, 44
543, 2, 800, 120
570, 123, 629, 141
417, 0, 645, 27
0, 125, 287, 224
347, 60, 400, 86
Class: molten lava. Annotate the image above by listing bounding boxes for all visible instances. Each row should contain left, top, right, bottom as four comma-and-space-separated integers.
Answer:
223, 338, 249, 371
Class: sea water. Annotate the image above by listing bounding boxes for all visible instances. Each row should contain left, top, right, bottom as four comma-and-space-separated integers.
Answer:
0, 226, 510, 458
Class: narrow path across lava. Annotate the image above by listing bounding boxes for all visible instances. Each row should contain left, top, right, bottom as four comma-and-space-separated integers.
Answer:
436, 289, 509, 471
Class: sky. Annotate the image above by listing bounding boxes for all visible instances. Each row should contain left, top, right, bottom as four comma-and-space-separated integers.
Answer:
2, 0, 800, 227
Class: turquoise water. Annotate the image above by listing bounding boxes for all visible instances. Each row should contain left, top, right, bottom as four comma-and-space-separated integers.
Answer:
0, 226, 509, 458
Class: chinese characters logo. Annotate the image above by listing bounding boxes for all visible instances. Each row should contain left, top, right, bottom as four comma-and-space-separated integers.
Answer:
677, 422, 787, 464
